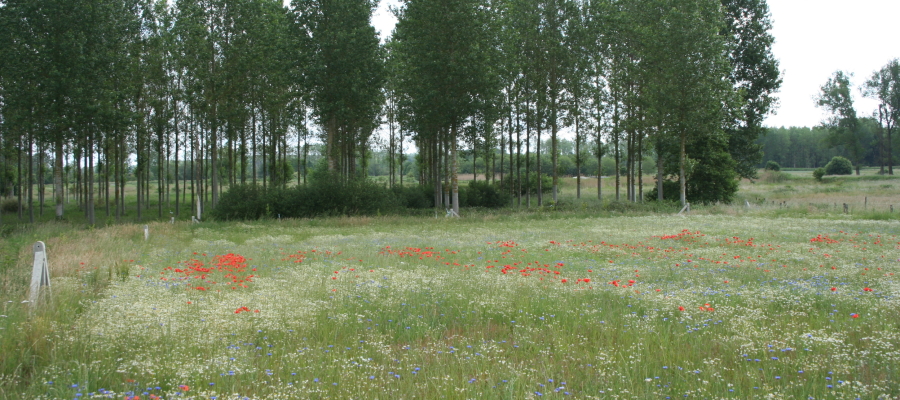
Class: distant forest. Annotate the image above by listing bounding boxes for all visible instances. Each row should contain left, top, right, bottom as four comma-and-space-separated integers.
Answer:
759, 119, 896, 171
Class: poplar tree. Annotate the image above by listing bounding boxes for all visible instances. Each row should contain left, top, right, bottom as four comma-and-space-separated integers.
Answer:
393, 0, 499, 215
291, 0, 384, 180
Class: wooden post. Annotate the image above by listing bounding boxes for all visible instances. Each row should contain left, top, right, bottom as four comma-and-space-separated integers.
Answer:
29, 241, 51, 307
891, 205, 894, 213
144, 225, 149, 241
865, 197, 867, 210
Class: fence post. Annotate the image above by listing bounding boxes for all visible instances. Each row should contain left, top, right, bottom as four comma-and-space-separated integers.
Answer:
29, 241, 51, 308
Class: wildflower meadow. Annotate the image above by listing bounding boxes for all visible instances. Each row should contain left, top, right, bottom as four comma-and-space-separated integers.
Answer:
2, 214, 899, 399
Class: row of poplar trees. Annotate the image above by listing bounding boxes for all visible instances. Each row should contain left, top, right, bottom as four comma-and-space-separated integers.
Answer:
0, 0, 780, 223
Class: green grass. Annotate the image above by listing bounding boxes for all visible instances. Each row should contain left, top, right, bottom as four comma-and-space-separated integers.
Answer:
2, 214, 900, 399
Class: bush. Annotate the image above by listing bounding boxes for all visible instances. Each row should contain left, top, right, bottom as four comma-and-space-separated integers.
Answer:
824, 156, 852, 175
208, 184, 266, 220
765, 161, 781, 171
813, 168, 826, 182
762, 170, 790, 183
0, 197, 19, 213
463, 180, 511, 208
211, 176, 404, 221
392, 186, 432, 209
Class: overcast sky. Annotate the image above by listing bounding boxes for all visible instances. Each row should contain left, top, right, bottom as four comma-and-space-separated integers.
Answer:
766, 0, 899, 128
370, 0, 899, 130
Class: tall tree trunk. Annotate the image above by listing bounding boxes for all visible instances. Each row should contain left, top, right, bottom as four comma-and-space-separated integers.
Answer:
526, 110, 531, 208
211, 115, 219, 208
679, 132, 687, 207
551, 98, 558, 203
597, 133, 602, 201
38, 143, 44, 217
28, 131, 34, 223
17, 134, 23, 220
656, 138, 664, 201
451, 125, 459, 216
536, 113, 542, 206
575, 107, 581, 199
637, 129, 643, 203
54, 136, 64, 219
175, 106, 180, 217
87, 131, 95, 226
252, 109, 257, 185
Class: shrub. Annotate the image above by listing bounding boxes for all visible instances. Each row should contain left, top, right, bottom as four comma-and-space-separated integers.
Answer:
463, 181, 511, 208
762, 170, 790, 183
211, 176, 403, 221
813, 168, 826, 182
0, 197, 19, 213
392, 186, 432, 209
824, 156, 852, 175
764, 161, 781, 171
208, 184, 266, 220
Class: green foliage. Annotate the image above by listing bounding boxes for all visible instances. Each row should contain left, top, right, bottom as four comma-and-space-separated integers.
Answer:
817, 71, 864, 174
813, 168, 826, 182
208, 184, 268, 221
825, 156, 853, 175
463, 180, 511, 208
720, 0, 782, 180
269, 159, 295, 188
862, 59, 900, 174
0, 198, 19, 214
765, 160, 781, 171
211, 178, 402, 221
391, 186, 432, 209
294, 0, 385, 178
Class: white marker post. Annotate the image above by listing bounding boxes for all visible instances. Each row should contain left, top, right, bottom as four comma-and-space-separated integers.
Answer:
144, 225, 149, 241
29, 241, 51, 308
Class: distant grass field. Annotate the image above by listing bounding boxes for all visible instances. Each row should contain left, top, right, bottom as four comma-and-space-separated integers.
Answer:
2, 212, 900, 399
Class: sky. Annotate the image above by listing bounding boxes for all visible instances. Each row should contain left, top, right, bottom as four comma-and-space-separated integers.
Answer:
765, 0, 899, 128
369, 0, 899, 130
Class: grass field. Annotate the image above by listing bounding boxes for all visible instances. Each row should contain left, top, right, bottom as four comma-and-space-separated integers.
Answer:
2, 171, 900, 399
2, 212, 900, 399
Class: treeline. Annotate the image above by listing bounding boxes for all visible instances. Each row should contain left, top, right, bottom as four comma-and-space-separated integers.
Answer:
759, 120, 892, 170
759, 59, 900, 173
0, 0, 781, 224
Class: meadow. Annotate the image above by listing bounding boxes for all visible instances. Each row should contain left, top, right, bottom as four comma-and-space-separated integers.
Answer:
1, 172, 900, 399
